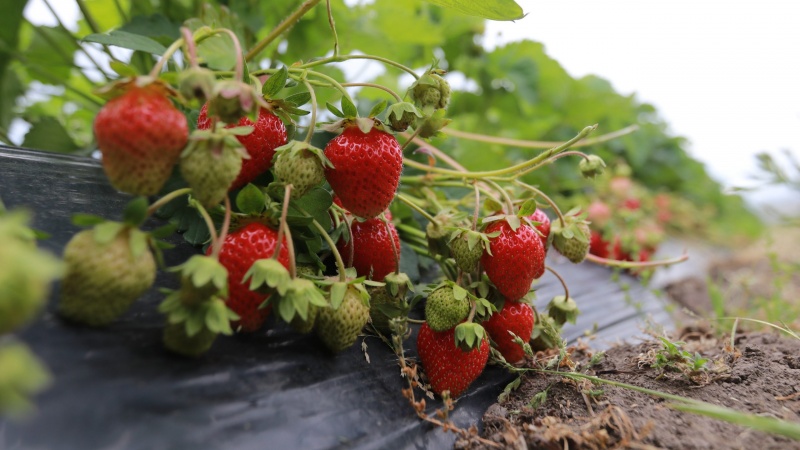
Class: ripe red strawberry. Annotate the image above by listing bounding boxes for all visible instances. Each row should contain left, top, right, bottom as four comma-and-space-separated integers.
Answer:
94, 82, 188, 196
589, 230, 611, 259
209, 222, 289, 332
324, 123, 403, 218
527, 209, 551, 248
417, 322, 489, 398
336, 214, 400, 282
197, 103, 287, 190
481, 220, 545, 301
484, 301, 534, 364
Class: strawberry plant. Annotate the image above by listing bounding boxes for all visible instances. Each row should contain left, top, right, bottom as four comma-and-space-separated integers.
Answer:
0, 0, 703, 438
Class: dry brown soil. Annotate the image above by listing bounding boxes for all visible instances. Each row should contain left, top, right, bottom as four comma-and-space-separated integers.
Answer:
457, 331, 800, 450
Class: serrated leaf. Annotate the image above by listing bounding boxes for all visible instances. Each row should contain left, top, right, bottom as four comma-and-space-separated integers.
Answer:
422, 0, 524, 21
330, 282, 347, 310
235, 184, 266, 215
262, 66, 288, 98
327, 102, 345, 118
341, 96, 358, 118
82, 30, 167, 54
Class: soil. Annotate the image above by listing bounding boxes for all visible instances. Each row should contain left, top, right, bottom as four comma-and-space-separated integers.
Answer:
456, 330, 800, 450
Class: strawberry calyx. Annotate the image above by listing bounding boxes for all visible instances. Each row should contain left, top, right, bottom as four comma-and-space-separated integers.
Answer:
546, 295, 579, 326
454, 322, 487, 352
94, 76, 179, 102
168, 254, 229, 306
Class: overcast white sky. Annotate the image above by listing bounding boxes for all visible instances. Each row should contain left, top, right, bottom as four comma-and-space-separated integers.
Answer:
485, 0, 800, 192
22, 0, 800, 196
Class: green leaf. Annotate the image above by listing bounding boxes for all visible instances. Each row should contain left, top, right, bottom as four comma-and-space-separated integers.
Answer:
262, 66, 288, 98
195, 33, 236, 71
118, 14, 180, 45
109, 60, 139, 77
341, 97, 358, 118
291, 187, 333, 230
82, 30, 167, 54
122, 197, 149, 227
368, 100, 387, 118
422, 0, 524, 21
21, 117, 79, 154
235, 184, 266, 215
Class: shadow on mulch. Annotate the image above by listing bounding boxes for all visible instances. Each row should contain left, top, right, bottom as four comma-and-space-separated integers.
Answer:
458, 330, 800, 450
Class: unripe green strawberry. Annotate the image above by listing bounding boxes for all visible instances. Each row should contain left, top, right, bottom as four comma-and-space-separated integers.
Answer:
289, 303, 319, 334
409, 70, 451, 111
425, 285, 469, 332
316, 285, 370, 353
550, 219, 591, 264
163, 322, 217, 357
367, 286, 402, 333
273, 142, 327, 198
180, 130, 248, 209
450, 230, 485, 273
59, 226, 156, 327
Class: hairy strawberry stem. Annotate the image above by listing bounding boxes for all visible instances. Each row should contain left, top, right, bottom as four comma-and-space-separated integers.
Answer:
402, 125, 596, 180
214, 196, 233, 259
301, 79, 318, 143
585, 252, 689, 269
272, 184, 294, 261
148, 37, 186, 77
341, 83, 402, 102
193, 201, 219, 255
514, 180, 567, 227
245, 0, 322, 62
181, 27, 199, 68
146, 188, 192, 217
446, 124, 639, 149
545, 265, 570, 302
326, 0, 339, 57
283, 221, 297, 279
218, 29, 245, 82
395, 193, 437, 223
484, 179, 515, 215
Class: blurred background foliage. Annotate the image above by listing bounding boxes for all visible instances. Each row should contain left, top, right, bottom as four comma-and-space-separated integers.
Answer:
0, 0, 760, 242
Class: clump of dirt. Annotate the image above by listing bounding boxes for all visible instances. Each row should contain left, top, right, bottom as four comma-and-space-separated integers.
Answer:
457, 331, 800, 450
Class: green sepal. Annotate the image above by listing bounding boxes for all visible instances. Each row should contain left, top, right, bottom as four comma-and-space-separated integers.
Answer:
340, 96, 358, 118
109, 60, 138, 77
284, 92, 311, 106
547, 295, 580, 325
262, 66, 288, 99
368, 100, 388, 118
92, 221, 125, 245
205, 297, 236, 335
330, 281, 347, 310
474, 297, 496, 321
128, 228, 150, 259
236, 184, 266, 215
454, 322, 486, 352
243, 258, 291, 296
326, 102, 345, 118
70, 213, 106, 228
273, 278, 327, 323
173, 255, 228, 292
517, 199, 539, 217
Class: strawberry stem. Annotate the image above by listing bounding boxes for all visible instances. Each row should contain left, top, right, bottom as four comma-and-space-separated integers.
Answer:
146, 188, 192, 218
394, 193, 437, 224
545, 265, 570, 302
445, 124, 638, 149
212, 196, 233, 259
472, 182, 480, 231
272, 184, 294, 261
298, 206, 349, 282
194, 201, 219, 255
326, 0, 339, 57
148, 37, 186, 78
400, 126, 424, 152
301, 79, 318, 143
484, 179, 515, 215
298, 54, 419, 80
585, 252, 689, 269
245, 0, 322, 62
341, 83, 402, 102
401, 125, 596, 179
282, 220, 297, 279
218, 29, 245, 82
181, 27, 199, 68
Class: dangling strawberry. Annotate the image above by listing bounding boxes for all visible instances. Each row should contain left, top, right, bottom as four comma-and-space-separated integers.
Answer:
527, 209, 551, 249
179, 128, 250, 208
59, 225, 156, 326
197, 103, 287, 190
484, 301, 534, 364
94, 79, 188, 196
211, 222, 289, 332
315, 283, 370, 353
336, 212, 400, 282
324, 121, 403, 218
272, 141, 329, 198
417, 322, 489, 398
481, 219, 546, 301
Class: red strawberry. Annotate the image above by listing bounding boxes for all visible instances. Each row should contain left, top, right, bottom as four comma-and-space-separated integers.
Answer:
94, 82, 188, 196
481, 220, 545, 301
324, 124, 403, 218
622, 198, 641, 211
589, 230, 611, 258
527, 209, 551, 248
209, 222, 289, 332
197, 103, 287, 190
484, 301, 534, 364
337, 214, 400, 282
586, 200, 611, 227
417, 322, 489, 398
